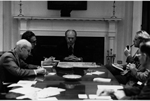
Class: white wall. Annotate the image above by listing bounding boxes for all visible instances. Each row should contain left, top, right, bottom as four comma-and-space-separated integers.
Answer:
0, 1, 3, 51
12, 1, 124, 18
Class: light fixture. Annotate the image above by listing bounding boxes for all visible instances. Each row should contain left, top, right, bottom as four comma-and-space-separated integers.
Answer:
111, 1, 117, 18
18, 0, 24, 16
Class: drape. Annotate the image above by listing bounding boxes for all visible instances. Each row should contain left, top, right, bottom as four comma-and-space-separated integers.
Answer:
142, 1, 150, 34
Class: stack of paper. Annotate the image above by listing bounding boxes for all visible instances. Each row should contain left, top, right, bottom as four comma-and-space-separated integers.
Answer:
8, 80, 65, 100
12, 86, 65, 100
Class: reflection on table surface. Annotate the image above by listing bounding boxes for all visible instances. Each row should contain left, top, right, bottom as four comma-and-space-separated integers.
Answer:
1, 63, 120, 100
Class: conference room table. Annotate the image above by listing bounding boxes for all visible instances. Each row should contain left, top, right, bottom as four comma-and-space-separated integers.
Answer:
0, 62, 121, 100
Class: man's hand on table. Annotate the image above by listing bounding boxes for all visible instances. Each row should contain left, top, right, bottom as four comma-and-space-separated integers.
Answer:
42, 56, 59, 66
35, 68, 47, 75
64, 55, 83, 61
97, 89, 126, 100
97, 89, 115, 96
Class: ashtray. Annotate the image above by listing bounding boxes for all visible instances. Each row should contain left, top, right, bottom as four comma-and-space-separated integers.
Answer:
62, 74, 82, 81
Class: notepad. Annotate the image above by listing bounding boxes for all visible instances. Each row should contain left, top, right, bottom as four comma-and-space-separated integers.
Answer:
112, 63, 124, 71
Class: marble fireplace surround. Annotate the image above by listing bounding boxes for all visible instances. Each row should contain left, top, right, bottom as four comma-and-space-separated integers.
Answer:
14, 16, 121, 64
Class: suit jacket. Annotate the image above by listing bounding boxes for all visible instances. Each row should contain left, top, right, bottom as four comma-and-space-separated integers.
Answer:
24, 45, 44, 65
0, 50, 37, 82
56, 41, 85, 61
122, 76, 150, 100
122, 49, 142, 85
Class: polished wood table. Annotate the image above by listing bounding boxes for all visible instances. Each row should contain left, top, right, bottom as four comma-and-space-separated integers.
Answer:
1, 63, 120, 100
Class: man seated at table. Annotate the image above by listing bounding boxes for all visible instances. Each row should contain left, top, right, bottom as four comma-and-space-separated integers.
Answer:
106, 30, 150, 85
21, 30, 44, 65
0, 39, 47, 82
56, 29, 85, 62
97, 41, 150, 100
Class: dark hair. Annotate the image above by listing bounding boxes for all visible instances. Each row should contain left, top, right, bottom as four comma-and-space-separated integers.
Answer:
21, 31, 35, 42
65, 29, 77, 37
140, 41, 150, 57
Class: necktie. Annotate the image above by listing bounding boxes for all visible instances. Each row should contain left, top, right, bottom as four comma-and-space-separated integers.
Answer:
68, 45, 73, 55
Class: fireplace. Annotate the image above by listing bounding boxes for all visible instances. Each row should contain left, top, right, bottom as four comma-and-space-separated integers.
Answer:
15, 16, 121, 64
36, 36, 104, 64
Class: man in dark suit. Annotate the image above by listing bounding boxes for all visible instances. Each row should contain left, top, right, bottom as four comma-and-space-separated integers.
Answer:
0, 39, 47, 82
56, 29, 85, 62
21, 30, 44, 65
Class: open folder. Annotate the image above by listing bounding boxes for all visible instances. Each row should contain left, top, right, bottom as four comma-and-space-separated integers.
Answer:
112, 63, 124, 71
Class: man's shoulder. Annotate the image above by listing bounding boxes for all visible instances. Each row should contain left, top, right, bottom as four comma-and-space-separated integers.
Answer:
1, 51, 14, 59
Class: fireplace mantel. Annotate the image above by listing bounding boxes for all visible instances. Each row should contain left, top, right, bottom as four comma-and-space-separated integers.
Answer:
13, 16, 122, 21
14, 16, 121, 64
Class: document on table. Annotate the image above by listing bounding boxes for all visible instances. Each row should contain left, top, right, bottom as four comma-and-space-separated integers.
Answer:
57, 62, 100, 68
42, 65, 53, 68
8, 80, 37, 87
9, 86, 42, 94
37, 87, 65, 98
78, 94, 88, 99
97, 85, 123, 90
93, 77, 111, 82
86, 71, 105, 75
13, 87, 65, 100
17, 80, 37, 85
88, 94, 112, 100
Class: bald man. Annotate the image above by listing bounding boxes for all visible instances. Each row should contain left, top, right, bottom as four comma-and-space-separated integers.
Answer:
0, 39, 46, 82
56, 29, 85, 62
